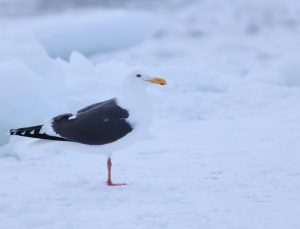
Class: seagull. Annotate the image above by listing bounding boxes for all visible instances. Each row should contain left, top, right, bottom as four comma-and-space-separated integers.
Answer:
9, 72, 167, 186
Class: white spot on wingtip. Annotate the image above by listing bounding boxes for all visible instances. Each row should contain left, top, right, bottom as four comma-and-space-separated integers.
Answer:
30, 130, 34, 134
21, 131, 25, 135
8, 130, 16, 135
69, 115, 77, 120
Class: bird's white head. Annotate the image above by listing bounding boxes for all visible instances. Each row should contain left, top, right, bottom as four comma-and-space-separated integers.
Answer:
118, 71, 167, 107
118, 71, 166, 134
126, 71, 167, 86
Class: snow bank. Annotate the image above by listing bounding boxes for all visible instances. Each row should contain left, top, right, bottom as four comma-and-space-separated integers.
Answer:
0, 39, 65, 147
1, 9, 160, 59
35, 10, 160, 59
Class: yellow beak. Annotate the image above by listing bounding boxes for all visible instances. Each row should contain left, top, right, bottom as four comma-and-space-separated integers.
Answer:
147, 77, 167, 85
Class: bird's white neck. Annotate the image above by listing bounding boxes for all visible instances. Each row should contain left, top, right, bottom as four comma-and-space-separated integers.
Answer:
116, 77, 153, 131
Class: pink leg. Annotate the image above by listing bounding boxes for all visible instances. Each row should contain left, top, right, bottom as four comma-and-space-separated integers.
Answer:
106, 157, 126, 186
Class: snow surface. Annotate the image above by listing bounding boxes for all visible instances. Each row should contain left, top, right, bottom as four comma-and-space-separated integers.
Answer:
1, 0, 300, 228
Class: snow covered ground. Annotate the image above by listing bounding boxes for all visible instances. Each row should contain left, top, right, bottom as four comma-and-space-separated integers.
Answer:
1, 0, 300, 228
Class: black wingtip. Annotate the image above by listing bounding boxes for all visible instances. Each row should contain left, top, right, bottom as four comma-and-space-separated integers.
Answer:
8, 129, 16, 135
7, 125, 68, 142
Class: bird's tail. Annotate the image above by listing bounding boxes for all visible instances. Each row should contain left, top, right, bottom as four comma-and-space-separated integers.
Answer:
9, 125, 43, 138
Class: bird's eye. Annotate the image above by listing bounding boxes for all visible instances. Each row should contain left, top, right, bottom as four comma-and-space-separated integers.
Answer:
136, 74, 142, 78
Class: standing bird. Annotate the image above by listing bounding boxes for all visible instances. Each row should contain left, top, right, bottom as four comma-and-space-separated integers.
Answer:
9, 72, 167, 186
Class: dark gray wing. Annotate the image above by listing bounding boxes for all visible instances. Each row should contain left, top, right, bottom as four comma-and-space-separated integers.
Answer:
77, 100, 110, 113
51, 99, 133, 145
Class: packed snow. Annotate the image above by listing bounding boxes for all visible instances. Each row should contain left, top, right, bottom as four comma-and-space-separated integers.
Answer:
1, 0, 300, 228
